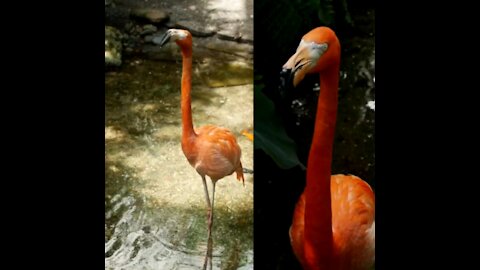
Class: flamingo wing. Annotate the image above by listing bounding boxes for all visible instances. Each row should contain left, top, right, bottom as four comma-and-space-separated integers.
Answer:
331, 174, 375, 270
193, 125, 243, 182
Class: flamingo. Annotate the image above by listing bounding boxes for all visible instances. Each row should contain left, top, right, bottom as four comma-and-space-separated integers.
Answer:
158, 29, 245, 270
282, 27, 375, 270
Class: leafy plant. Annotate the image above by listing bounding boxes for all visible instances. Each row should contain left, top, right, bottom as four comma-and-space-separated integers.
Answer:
254, 83, 305, 170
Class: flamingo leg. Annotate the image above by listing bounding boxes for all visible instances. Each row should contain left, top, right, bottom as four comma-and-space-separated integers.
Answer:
208, 180, 216, 238
201, 175, 212, 220
206, 180, 216, 270
201, 175, 212, 270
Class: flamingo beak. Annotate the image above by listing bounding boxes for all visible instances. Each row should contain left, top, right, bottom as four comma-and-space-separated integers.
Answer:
282, 48, 312, 88
281, 41, 328, 88
157, 30, 172, 47
279, 68, 294, 97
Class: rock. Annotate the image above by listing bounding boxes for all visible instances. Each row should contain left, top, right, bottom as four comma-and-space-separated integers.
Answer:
216, 22, 253, 45
122, 32, 142, 55
142, 44, 180, 62
133, 25, 143, 35
148, 32, 171, 45
173, 21, 216, 37
105, 6, 130, 29
144, 35, 154, 43
202, 38, 253, 59
150, 33, 165, 45
164, 21, 176, 29
105, 26, 123, 67
141, 24, 157, 36
131, 8, 169, 24
217, 31, 253, 44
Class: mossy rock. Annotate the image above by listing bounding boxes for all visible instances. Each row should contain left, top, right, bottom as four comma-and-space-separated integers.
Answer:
105, 26, 123, 67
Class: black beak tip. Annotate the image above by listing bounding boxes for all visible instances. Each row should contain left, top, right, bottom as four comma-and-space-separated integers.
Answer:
279, 68, 292, 78
279, 68, 294, 93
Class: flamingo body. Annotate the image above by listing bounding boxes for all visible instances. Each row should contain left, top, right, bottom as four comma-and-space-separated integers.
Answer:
158, 28, 244, 185
290, 174, 375, 270
183, 125, 244, 183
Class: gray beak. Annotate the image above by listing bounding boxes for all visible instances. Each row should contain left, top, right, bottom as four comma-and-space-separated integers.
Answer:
157, 31, 171, 47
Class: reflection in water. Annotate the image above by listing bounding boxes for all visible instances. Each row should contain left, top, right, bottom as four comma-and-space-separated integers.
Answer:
105, 58, 253, 269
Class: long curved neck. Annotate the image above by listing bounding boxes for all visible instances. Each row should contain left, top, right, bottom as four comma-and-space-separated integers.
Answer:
303, 63, 340, 269
180, 47, 196, 139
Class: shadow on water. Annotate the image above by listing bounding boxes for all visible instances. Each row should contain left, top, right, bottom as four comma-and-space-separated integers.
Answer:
106, 52, 253, 269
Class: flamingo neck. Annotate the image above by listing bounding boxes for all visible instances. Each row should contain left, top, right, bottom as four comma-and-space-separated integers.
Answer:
303, 63, 340, 269
180, 48, 196, 140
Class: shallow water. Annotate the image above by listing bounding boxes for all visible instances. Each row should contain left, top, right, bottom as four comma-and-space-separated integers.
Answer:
105, 56, 253, 269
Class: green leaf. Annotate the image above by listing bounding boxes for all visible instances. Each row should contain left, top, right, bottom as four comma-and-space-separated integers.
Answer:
254, 85, 305, 170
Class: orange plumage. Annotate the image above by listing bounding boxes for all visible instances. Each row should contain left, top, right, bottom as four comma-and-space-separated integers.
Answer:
184, 125, 244, 184
290, 175, 375, 270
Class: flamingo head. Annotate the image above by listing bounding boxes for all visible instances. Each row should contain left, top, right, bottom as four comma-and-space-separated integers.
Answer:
158, 28, 192, 50
282, 27, 341, 87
